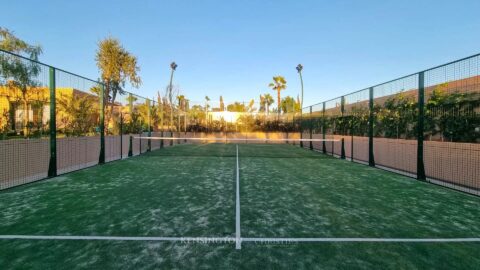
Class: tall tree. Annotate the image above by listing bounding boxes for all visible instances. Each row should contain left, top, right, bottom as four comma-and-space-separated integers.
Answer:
268, 76, 287, 116
157, 91, 164, 130
177, 94, 186, 131
96, 37, 141, 127
220, 96, 225, 111
205, 96, 210, 127
177, 95, 186, 111
259, 95, 266, 113
264, 93, 274, 116
280, 96, 300, 113
0, 27, 42, 137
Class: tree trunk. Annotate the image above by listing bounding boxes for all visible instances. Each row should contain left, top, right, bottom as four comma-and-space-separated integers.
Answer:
277, 90, 281, 116
107, 87, 117, 135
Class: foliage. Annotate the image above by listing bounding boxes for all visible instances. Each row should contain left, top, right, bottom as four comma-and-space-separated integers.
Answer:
227, 102, 246, 112
426, 85, 480, 142
280, 96, 300, 113
96, 37, 141, 127
268, 76, 287, 114
219, 96, 225, 111
0, 108, 10, 139
57, 94, 99, 136
0, 27, 42, 137
259, 93, 274, 114
375, 92, 417, 139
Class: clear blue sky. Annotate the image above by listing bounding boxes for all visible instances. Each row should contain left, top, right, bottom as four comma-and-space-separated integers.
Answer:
3, 0, 480, 107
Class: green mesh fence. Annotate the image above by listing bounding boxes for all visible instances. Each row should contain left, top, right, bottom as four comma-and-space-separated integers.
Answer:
0, 50, 51, 189
0, 49, 157, 190
301, 54, 480, 195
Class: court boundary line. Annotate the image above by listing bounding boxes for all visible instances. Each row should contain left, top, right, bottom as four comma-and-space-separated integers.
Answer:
1, 235, 479, 243
235, 144, 241, 249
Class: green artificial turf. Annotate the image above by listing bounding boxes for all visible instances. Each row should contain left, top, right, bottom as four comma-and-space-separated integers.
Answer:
0, 143, 479, 269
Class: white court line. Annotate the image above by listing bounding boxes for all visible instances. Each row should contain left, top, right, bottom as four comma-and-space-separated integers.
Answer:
241, 237, 480, 243
1, 235, 479, 243
133, 137, 340, 142
0, 235, 233, 241
235, 144, 241, 249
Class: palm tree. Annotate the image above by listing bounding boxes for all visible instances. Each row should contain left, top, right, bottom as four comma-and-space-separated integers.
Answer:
264, 93, 274, 116
205, 96, 210, 128
268, 76, 287, 116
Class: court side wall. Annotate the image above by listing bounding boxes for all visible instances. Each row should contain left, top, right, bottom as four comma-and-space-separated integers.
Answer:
306, 135, 479, 195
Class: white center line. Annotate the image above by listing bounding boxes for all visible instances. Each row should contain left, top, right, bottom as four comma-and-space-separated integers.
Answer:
235, 144, 241, 249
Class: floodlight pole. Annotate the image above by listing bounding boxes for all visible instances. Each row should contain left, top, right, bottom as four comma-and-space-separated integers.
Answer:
169, 62, 177, 132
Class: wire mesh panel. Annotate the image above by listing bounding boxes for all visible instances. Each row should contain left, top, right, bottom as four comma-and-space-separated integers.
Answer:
424, 55, 480, 194
0, 50, 50, 189
324, 98, 342, 156
55, 69, 101, 174
373, 75, 418, 176
344, 89, 370, 163
105, 91, 129, 162
310, 103, 323, 150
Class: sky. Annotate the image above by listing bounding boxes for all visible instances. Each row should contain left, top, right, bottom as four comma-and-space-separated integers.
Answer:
3, 0, 480, 107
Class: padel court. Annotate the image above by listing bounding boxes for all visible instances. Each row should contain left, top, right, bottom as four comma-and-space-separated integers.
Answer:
0, 142, 479, 269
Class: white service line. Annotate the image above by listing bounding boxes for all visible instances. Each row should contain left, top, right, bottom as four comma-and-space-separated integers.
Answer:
241, 237, 480, 243
235, 144, 241, 249
1, 235, 479, 243
0, 235, 234, 242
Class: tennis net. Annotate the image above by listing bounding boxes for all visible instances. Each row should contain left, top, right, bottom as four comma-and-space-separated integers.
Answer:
133, 134, 339, 158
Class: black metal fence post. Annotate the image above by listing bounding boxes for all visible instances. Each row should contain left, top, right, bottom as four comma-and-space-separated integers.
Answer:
322, 102, 326, 153
368, 87, 375, 167
147, 99, 151, 152
128, 135, 133, 157
309, 106, 313, 150
99, 83, 105, 164
417, 72, 426, 180
340, 96, 346, 159
47, 67, 57, 177
120, 112, 123, 159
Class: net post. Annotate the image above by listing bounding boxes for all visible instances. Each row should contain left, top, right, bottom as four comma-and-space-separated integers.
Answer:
309, 106, 313, 150
417, 72, 426, 180
147, 99, 151, 152
340, 96, 345, 159
368, 87, 375, 167
99, 83, 105, 164
47, 67, 57, 178
322, 102, 326, 153
120, 112, 123, 159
